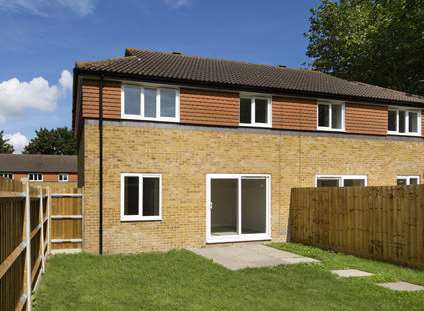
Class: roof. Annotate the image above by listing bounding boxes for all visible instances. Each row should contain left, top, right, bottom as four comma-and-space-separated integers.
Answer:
75, 48, 424, 106
0, 154, 77, 173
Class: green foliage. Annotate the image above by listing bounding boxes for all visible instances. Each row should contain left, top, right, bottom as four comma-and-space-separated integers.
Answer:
23, 127, 76, 155
306, 0, 424, 94
0, 131, 14, 153
34, 244, 424, 310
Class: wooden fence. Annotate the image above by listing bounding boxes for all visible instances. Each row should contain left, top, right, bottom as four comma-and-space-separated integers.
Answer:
0, 177, 82, 311
289, 184, 424, 268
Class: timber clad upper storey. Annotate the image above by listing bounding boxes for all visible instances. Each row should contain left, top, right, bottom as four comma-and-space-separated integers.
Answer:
74, 48, 424, 138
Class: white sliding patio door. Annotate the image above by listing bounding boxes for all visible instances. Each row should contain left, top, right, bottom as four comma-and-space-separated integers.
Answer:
206, 174, 271, 243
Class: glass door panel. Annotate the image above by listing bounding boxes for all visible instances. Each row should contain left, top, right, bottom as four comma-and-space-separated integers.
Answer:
241, 178, 267, 234
210, 178, 238, 236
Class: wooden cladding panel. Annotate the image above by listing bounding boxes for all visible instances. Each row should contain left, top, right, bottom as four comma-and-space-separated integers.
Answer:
82, 79, 121, 119
272, 97, 317, 130
180, 88, 239, 126
345, 103, 388, 135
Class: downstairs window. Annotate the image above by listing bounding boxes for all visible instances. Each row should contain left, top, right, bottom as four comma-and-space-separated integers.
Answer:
121, 173, 162, 221
396, 176, 420, 186
316, 175, 367, 187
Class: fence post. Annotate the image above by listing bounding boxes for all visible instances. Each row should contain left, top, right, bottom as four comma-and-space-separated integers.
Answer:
47, 187, 52, 255
39, 187, 45, 273
24, 181, 32, 311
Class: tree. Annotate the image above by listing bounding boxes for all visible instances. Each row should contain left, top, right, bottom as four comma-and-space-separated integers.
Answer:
306, 0, 424, 94
0, 131, 14, 153
23, 127, 77, 155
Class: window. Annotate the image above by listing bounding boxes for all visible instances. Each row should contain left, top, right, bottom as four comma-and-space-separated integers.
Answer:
388, 107, 421, 136
317, 101, 345, 131
122, 85, 179, 122
239, 96, 271, 127
396, 176, 420, 186
0, 173, 13, 179
28, 173, 43, 182
120, 173, 162, 221
316, 175, 367, 187
58, 174, 69, 182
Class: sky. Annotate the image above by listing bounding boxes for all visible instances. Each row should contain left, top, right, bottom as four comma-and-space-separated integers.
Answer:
0, 0, 320, 153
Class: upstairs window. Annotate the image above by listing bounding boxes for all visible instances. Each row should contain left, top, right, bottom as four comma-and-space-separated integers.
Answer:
58, 174, 69, 182
121, 173, 162, 221
316, 175, 367, 187
317, 101, 345, 131
122, 85, 179, 122
239, 96, 271, 127
0, 173, 13, 179
28, 173, 43, 182
388, 107, 421, 136
396, 176, 420, 186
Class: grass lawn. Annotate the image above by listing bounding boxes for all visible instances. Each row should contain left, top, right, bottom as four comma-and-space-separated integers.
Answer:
34, 243, 424, 311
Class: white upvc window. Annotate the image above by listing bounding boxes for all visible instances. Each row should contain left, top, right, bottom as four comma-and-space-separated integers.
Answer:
396, 175, 420, 186
58, 174, 69, 182
239, 95, 272, 127
388, 106, 421, 136
121, 84, 180, 122
120, 173, 162, 221
315, 175, 367, 187
0, 173, 13, 179
28, 173, 43, 182
317, 101, 345, 131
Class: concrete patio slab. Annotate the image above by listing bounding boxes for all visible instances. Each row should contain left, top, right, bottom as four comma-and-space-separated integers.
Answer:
331, 269, 374, 278
189, 244, 319, 270
377, 281, 424, 292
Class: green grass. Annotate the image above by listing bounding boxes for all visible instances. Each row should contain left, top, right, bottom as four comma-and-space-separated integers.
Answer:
34, 243, 424, 311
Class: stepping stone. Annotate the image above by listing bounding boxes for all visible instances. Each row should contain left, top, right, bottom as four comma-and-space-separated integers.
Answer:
377, 281, 424, 292
331, 269, 374, 277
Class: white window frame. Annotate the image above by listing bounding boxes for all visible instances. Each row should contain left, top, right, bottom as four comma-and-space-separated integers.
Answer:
58, 174, 69, 182
239, 95, 272, 128
120, 173, 162, 222
387, 106, 421, 136
317, 101, 345, 132
0, 173, 13, 179
205, 173, 272, 243
396, 175, 420, 185
315, 175, 368, 187
121, 84, 180, 123
28, 173, 43, 182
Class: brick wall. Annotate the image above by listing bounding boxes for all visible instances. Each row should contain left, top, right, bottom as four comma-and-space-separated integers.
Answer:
82, 123, 424, 254
13, 173, 78, 183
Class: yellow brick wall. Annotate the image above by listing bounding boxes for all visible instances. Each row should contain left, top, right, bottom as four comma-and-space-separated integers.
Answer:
82, 123, 424, 254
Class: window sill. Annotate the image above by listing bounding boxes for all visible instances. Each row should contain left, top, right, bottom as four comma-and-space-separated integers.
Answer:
387, 132, 421, 137
120, 217, 162, 222
316, 127, 346, 132
121, 115, 179, 123
239, 123, 272, 128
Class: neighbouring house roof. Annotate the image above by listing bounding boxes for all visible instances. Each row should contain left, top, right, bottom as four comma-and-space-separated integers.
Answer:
0, 154, 77, 173
75, 48, 424, 106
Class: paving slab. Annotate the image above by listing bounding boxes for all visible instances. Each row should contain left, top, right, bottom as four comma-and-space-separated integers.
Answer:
377, 281, 424, 292
331, 269, 374, 278
189, 244, 319, 270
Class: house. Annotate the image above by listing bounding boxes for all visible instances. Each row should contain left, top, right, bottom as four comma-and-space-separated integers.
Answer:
73, 48, 424, 254
0, 154, 78, 184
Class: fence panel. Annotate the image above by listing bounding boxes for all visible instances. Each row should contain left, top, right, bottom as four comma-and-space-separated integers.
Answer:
0, 177, 83, 310
289, 184, 424, 268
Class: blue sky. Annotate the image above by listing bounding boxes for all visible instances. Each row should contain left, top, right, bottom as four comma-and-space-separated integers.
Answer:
0, 0, 320, 152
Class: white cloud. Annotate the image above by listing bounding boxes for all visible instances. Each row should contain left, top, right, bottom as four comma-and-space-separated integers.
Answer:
4, 132, 29, 154
0, 0, 96, 16
59, 70, 73, 92
163, 0, 190, 9
0, 69, 72, 122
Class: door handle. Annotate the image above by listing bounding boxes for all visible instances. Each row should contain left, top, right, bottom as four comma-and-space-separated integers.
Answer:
210, 202, 214, 209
